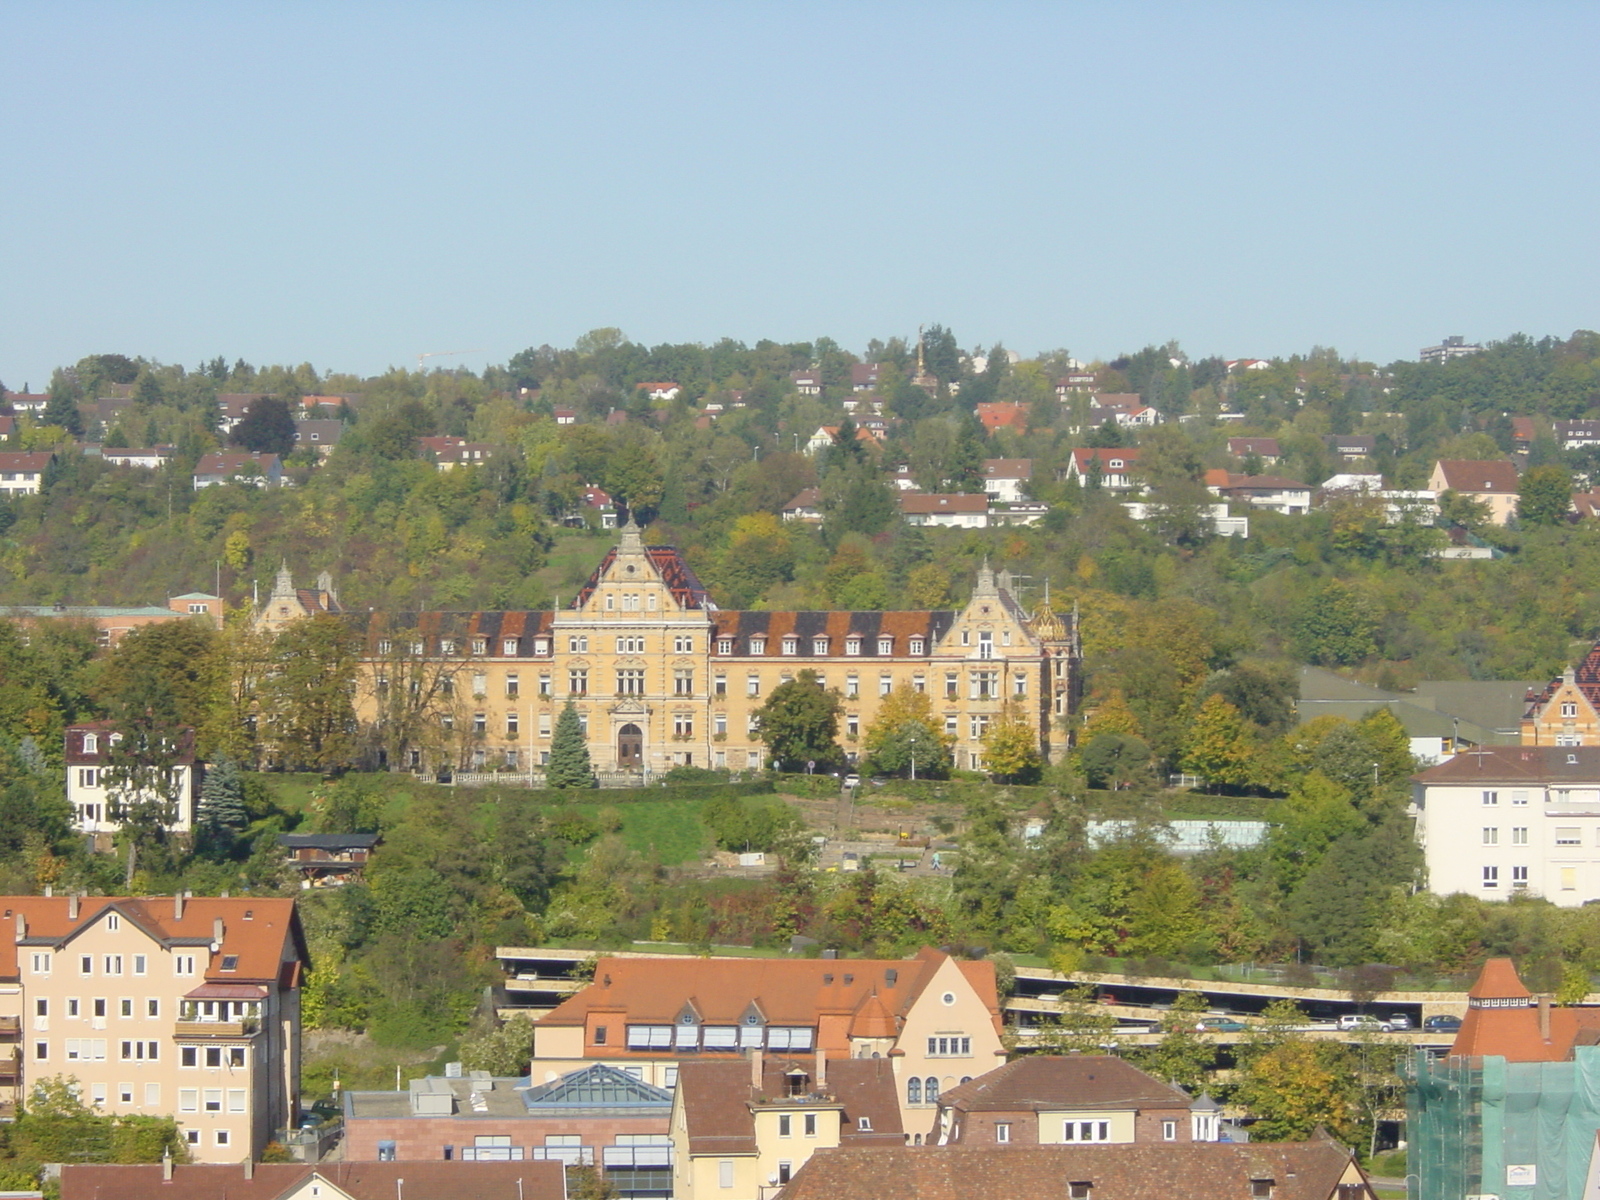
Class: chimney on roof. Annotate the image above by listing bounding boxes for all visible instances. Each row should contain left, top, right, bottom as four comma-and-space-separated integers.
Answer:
14, 913, 24, 939
751, 1047, 764, 1092
174, 893, 185, 921
42, 885, 51, 898
244, 1157, 254, 1179
213, 917, 224, 948
67, 893, 78, 921
162, 1150, 173, 1181
815, 1048, 827, 1089
1538, 994, 1552, 1041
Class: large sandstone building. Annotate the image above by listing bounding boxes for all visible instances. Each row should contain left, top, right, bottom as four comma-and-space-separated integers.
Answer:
279, 522, 1080, 778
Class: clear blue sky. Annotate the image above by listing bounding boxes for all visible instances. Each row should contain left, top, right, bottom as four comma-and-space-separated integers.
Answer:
2, 1, 1595, 389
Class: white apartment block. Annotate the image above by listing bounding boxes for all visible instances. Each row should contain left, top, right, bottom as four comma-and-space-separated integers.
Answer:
65, 722, 198, 837
0, 893, 306, 1160
1413, 747, 1600, 906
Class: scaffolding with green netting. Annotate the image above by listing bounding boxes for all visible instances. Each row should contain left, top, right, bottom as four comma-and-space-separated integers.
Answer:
1406, 1048, 1600, 1200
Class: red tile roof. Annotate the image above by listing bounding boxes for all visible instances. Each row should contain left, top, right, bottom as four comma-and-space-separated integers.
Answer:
899, 493, 989, 515
541, 947, 1000, 1056
982, 458, 1032, 479
572, 543, 713, 611
1434, 458, 1519, 494
678, 1055, 904, 1155
0, 895, 303, 985
1448, 957, 1600, 1062
938, 1055, 1191, 1115
61, 1160, 566, 1200
974, 402, 1030, 433
779, 1138, 1371, 1200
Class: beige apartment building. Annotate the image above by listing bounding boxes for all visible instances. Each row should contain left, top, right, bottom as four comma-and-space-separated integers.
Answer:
0, 893, 307, 1162
310, 522, 1080, 778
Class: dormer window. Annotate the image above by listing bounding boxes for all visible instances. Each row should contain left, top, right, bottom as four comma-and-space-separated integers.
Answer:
410, 641, 425, 656
440, 639, 456, 656
83, 733, 98, 754
878, 637, 892, 655
472, 638, 488, 655
845, 638, 862, 656
910, 638, 924, 655
503, 638, 519, 656
782, 638, 798, 656
718, 638, 733, 654
751, 638, 767, 655
813, 638, 829, 656
1250, 1181, 1274, 1200
1109, 459, 1124, 469
377, 640, 393, 656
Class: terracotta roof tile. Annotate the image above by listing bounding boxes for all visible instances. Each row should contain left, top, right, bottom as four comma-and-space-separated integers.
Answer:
0, 896, 303, 985
1435, 458, 1519, 494
938, 1055, 1191, 1114
780, 1138, 1371, 1200
61, 1160, 565, 1200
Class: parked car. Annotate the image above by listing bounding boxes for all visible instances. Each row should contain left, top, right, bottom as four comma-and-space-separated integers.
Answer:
1196, 1017, 1246, 1032
843, 774, 861, 789
1387, 1014, 1414, 1031
1424, 1014, 1463, 1033
1337, 1014, 1393, 1032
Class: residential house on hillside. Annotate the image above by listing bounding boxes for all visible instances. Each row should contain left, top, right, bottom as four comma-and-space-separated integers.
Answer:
899, 494, 990, 529
192, 452, 281, 489
931, 1055, 1224, 1147
778, 1137, 1375, 1200
1556, 420, 1600, 452
0, 451, 53, 495
215, 393, 271, 436
522, 947, 1004, 1141
1428, 458, 1520, 526
973, 402, 1029, 434
1063, 448, 1142, 491
65, 721, 199, 837
1227, 436, 1281, 465
804, 425, 880, 456
1054, 372, 1097, 395
637, 381, 681, 402
981, 460, 1032, 504
553, 408, 577, 425
790, 370, 823, 396
293, 420, 343, 457
0, 415, 13, 443
1219, 475, 1312, 516
60, 1161, 565, 1200
1411, 746, 1600, 905
0, 893, 307, 1162
670, 1054, 901, 1200
419, 436, 497, 470
100, 447, 176, 470
782, 488, 823, 524
342, 1062, 672, 1175
850, 363, 882, 391
1325, 434, 1376, 464
3, 392, 49, 416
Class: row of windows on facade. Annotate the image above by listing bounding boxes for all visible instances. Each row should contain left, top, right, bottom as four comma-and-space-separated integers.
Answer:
29, 1080, 244, 1147
423, 704, 1009, 744
985, 1119, 1182, 1144
31, 996, 253, 1021
370, 628, 1028, 660
29, 950, 220, 976
1481, 788, 1596, 805
384, 1133, 674, 1165
1481, 865, 1592, 890
1479, 826, 1600, 846
396, 666, 1030, 703
36, 1038, 246, 1071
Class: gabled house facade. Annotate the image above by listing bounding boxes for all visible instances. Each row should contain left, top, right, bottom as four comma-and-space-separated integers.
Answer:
899, 494, 990, 528
932, 1055, 1220, 1147
526, 947, 1004, 1142
2, 894, 306, 1162
1064, 448, 1142, 491
0, 451, 53, 495
192, 452, 281, 489
1429, 459, 1520, 526
1522, 648, 1600, 746
65, 721, 199, 837
981, 459, 1032, 504
671, 1054, 901, 1200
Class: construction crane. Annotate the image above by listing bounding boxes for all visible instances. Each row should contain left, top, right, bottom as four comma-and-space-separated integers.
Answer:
416, 348, 486, 372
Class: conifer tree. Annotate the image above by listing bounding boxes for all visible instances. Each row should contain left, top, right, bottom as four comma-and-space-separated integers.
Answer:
547, 701, 594, 788
197, 756, 248, 833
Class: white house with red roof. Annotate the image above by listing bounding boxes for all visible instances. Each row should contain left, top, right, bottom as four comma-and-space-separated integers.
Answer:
1429, 458, 1521, 526
1063, 448, 1142, 491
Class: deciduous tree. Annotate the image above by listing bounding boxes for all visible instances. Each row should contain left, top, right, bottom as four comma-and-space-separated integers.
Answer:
755, 670, 841, 771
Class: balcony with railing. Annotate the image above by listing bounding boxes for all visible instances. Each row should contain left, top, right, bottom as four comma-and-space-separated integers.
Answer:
174, 1018, 260, 1040
0, 1016, 21, 1042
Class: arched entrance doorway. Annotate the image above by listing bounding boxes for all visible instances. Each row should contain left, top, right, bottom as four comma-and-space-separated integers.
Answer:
617, 723, 643, 768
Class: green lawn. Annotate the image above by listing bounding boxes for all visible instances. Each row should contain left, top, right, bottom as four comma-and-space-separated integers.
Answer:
570, 798, 708, 864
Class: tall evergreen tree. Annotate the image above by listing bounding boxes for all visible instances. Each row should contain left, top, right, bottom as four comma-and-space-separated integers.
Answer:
197, 756, 248, 834
546, 700, 594, 788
